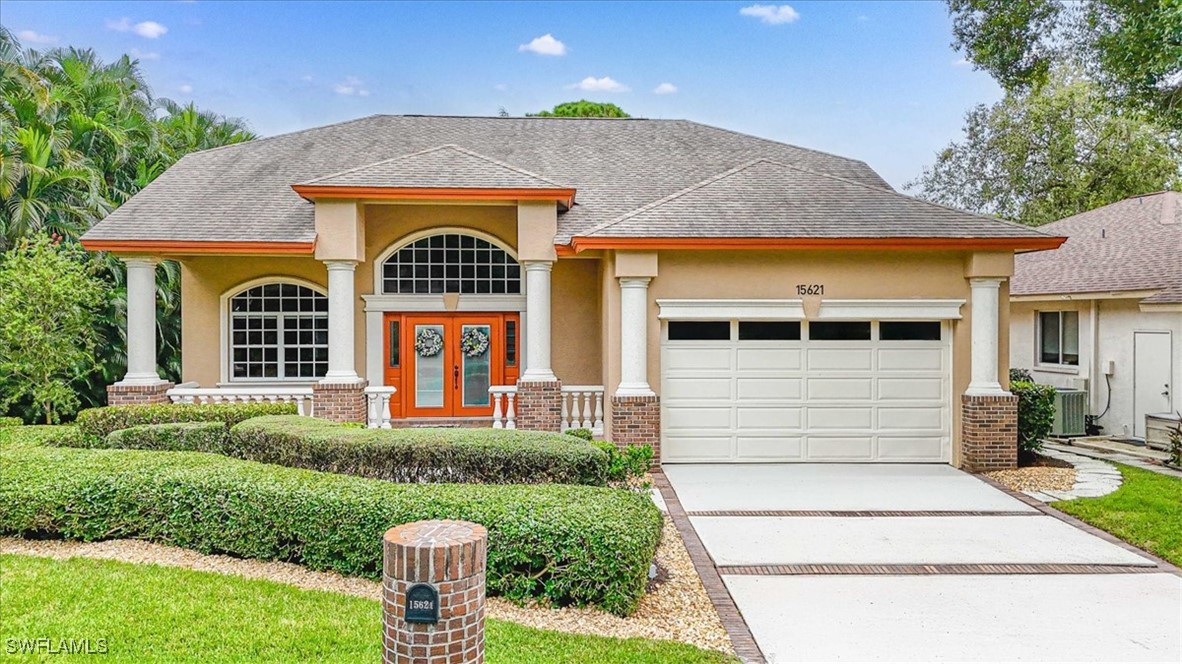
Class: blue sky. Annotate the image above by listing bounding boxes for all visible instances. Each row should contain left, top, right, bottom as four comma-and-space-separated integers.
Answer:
2, 1, 1000, 188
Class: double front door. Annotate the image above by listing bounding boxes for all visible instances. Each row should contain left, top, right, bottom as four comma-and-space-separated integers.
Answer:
383, 313, 520, 419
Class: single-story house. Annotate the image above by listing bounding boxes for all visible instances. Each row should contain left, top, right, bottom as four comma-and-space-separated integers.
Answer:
1009, 192, 1181, 439
80, 115, 1063, 470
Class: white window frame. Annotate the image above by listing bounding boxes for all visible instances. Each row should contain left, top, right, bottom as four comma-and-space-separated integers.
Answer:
1036, 310, 1081, 369
219, 277, 329, 385
373, 227, 521, 296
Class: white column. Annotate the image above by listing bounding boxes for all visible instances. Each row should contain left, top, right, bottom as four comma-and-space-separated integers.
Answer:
118, 257, 165, 385
617, 277, 655, 396
966, 277, 1007, 396
521, 260, 556, 381
322, 260, 361, 383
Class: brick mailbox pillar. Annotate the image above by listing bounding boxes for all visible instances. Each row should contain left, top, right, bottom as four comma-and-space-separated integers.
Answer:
382, 520, 488, 664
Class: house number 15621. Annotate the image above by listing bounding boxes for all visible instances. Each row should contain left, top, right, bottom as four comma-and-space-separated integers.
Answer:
795, 284, 824, 295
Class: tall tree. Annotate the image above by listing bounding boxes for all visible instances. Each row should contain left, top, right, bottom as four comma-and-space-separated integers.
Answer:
527, 100, 631, 118
948, 0, 1182, 129
907, 70, 1181, 226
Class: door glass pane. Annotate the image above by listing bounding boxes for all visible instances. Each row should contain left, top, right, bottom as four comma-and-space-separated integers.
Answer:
414, 324, 445, 408
808, 321, 871, 341
668, 321, 731, 340
461, 324, 491, 407
1039, 312, 1060, 363
1062, 311, 1079, 365
388, 320, 400, 368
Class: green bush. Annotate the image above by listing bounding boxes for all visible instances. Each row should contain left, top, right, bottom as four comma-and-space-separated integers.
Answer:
0, 425, 82, 451
1009, 367, 1034, 383
566, 428, 594, 441
226, 416, 608, 486
1012, 380, 1057, 456
74, 403, 297, 444
0, 445, 662, 615
105, 422, 229, 452
593, 441, 655, 483
0, 417, 22, 427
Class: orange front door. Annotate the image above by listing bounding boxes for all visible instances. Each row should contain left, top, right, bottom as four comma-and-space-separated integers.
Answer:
384, 313, 519, 419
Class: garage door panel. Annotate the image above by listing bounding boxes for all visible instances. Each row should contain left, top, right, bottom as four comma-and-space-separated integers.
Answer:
737, 348, 801, 371
808, 377, 873, 400
664, 347, 732, 371
879, 377, 944, 400
663, 436, 733, 461
737, 436, 803, 459
877, 436, 947, 460
665, 406, 731, 429
737, 406, 802, 429
879, 348, 943, 371
806, 437, 874, 460
808, 407, 873, 429
807, 349, 873, 371
878, 407, 944, 430
664, 377, 732, 400
737, 377, 801, 400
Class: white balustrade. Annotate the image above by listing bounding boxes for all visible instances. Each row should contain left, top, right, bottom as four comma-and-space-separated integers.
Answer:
365, 386, 396, 429
489, 386, 517, 429
561, 386, 604, 437
166, 386, 315, 416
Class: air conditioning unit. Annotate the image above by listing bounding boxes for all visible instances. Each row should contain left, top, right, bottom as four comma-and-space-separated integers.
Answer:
1051, 388, 1088, 437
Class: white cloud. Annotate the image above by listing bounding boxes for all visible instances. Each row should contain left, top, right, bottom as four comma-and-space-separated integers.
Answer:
106, 18, 169, 39
568, 76, 630, 93
179, 84, 193, 94
518, 33, 567, 56
653, 82, 678, 95
333, 76, 370, 97
16, 29, 58, 45
952, 57, 971, 67
130, 48, 160, 61
739, 4, 801, 25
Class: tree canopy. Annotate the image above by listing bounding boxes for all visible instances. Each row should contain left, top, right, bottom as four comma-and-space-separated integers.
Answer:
527, 100, 631, 118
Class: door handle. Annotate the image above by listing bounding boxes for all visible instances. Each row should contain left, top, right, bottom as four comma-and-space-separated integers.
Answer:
453, 364, 459, 391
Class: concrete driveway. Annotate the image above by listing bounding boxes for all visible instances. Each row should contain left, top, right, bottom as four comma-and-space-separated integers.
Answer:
663, 464, 1182, 663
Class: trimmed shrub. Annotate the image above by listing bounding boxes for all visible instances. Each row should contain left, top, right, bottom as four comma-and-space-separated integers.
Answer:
1012, 380, 1056, 457
0, 445, 662, 615
566, 428, 594, 441
74, 403, 297, 444
593, 441, 655, 483
0, 425, 82, 450
105, 422, 229, 452
0, 417, 22, 427
227, 416, 608, 486
1009, 367, 1034, 384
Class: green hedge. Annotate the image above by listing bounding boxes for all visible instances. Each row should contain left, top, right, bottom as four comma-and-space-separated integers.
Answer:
74, 403, 297, 444
0, 417, 22, 428
0, 425, 81, 451
0, 443, 661, 615
106, 422, 229, 452
1012, 380, 1057, 455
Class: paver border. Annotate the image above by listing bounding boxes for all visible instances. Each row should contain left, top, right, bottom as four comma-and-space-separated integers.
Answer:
651, 471, 766, 664
686, 509, 1038, 517
716, 563, 1164, 576
973, 471, 1182, 577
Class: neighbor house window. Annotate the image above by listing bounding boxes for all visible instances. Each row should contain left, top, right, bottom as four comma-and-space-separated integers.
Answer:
1038, 311, 1079, 366
382, 233, 520, 294
229, 283, 328, 380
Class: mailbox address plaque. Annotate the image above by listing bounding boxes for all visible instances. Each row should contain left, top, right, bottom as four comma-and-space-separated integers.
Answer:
404, 583, 440, 624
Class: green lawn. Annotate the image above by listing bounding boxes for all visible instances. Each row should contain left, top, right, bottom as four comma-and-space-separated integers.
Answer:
0, 554, 732, 663
1052, 464, 1182, 567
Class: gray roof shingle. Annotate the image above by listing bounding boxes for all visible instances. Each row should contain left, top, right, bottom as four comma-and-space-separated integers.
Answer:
1011, 192, 1182, 303
298, 144, 571, 190
81, 114, 1052, 246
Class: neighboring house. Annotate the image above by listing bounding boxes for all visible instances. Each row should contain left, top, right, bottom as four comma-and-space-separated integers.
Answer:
80, 115, 1062, 470
1010, 192, 1182, 439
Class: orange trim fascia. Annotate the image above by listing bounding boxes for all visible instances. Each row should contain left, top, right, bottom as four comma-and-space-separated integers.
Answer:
554, 244, 577, 257
80, 239, 316, 255
292, 185, 576, 208
566, 236, 1067, 253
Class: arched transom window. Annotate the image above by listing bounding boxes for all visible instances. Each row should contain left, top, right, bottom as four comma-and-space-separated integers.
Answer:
229, 283, 328, 380
382, 233, 521, 294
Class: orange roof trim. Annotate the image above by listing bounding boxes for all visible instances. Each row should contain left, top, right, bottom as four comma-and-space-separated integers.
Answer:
292, 184, 576, 208
80, 239, 316, 255
563, 236, 1066, 253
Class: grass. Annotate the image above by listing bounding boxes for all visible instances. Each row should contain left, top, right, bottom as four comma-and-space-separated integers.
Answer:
1052, 464, 1182, 566
0, 554, 734, 663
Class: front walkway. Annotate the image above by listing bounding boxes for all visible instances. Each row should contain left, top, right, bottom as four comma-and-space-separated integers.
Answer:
660, 464, 1182, 663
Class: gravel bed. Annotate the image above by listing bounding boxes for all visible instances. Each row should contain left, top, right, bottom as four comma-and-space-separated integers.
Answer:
0, 515, 732, 654
984, 465, 1076, 493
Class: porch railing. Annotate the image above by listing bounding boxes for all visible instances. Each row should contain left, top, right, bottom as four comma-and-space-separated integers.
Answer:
165, 385, 315, 416
489, 384, 605, 438
364, 386, 396, 429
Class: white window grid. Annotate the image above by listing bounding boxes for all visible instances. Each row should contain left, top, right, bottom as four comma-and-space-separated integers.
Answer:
230, 284, 328, 380
382, 233, 521, 295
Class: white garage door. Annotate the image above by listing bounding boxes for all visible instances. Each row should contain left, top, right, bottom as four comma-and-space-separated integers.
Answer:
662, 320, 951, 463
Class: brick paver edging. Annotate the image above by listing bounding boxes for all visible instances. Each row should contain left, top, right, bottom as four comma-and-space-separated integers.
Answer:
687, 510, 1039, 518
651, 472, 766, 664
717, 563, 1163, 576
973, 473, 1182, 578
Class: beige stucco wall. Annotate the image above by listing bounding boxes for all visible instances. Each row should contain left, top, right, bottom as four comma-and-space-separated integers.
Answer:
551, 258, 602, 385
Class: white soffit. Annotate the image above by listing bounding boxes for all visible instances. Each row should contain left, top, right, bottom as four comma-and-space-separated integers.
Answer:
816, 299, 965, 320
657, 299, 805, 320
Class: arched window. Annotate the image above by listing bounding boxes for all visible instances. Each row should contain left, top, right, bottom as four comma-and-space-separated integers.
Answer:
229, 283, 328, 380
382, 233, 520, 294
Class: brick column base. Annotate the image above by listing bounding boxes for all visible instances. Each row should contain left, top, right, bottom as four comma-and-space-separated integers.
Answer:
313, 381, 368, 423
611, 394, 661, 460
383, 520, 487, 664
106, 381, 174, 406
961, 393, 1019, 472
515, 380, 562, 432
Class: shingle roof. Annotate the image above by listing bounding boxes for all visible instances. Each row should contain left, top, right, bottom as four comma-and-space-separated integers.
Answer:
1011, 192, 1182, 304
81, 114, 1051, 246
582, 159, 1055, 239
297, 144, 571, 190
